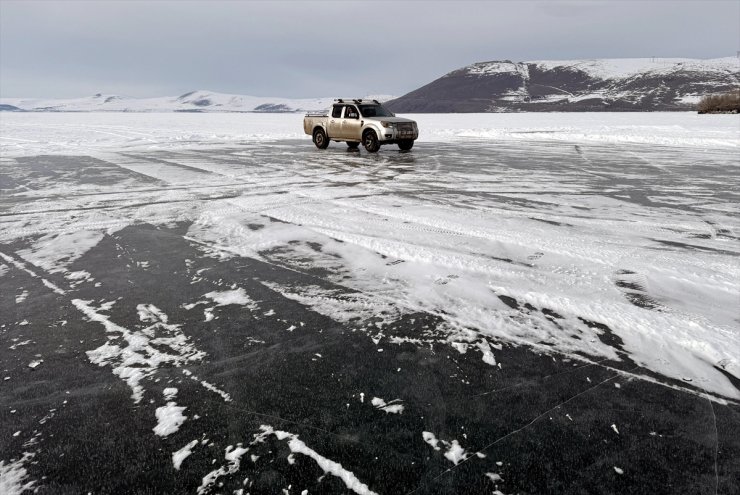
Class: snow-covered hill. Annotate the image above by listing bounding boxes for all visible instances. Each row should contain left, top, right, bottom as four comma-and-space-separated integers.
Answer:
387, 57, 740, 112
0, 91, 397, 113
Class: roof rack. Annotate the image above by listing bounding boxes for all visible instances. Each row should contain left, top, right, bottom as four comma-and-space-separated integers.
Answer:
333, 98, 382, 104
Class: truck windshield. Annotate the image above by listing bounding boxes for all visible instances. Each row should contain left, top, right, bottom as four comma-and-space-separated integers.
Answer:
358, 105, 394, 117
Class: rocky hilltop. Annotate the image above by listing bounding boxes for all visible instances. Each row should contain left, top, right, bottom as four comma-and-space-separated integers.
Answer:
387, 57, 740, 112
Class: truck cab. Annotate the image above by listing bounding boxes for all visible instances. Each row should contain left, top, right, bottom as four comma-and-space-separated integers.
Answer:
304, 99, 418, 152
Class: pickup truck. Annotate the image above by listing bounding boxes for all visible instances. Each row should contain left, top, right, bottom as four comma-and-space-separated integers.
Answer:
304, 99, 418, 152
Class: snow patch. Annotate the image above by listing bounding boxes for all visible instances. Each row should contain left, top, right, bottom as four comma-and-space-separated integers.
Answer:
14, 291, 28, 304
153, 402, 187, 436
485, 472, 503, 483
76, 299, 205, 403
255, 426, 378, 495
422, 431, 479, 465
16, 230, 104, 273
197, 445, 250, 495
173, 440, 198, 470
370, 397, 405, 414
422, 431, 441, 451
204, 288, 258, 310
0, 452, 35, 495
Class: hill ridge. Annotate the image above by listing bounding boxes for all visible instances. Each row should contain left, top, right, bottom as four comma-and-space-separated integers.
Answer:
387, 56, 740, 112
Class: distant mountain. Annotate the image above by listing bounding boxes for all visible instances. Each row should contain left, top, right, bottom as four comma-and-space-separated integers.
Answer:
386, 57, 740, 112
0, 104, 22, 112
0, 91, 397, 113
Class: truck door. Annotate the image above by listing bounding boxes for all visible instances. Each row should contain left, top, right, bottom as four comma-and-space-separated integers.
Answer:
341, 105, 362, 141
328, 104, 343, 138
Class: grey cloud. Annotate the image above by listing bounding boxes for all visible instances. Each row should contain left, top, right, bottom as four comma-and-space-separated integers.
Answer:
1, 0, 738, 98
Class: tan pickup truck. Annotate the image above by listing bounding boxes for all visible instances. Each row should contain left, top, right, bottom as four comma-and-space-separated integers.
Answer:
304, 99, 418, 152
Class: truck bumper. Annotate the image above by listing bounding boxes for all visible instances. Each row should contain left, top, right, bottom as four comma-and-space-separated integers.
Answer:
379, 127, 418, 142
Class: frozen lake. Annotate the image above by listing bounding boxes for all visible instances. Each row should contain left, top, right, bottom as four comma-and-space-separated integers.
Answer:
1, 112, 739, 494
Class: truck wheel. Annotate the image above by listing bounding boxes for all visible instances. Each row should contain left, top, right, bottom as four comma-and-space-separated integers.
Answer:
362, 130, 380, 153
347, 142, 359, 149
313, 128, 329, 149
398, 140, 414, 151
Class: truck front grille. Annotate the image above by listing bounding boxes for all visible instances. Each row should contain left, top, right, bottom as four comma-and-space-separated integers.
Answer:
396, 123, 414, 131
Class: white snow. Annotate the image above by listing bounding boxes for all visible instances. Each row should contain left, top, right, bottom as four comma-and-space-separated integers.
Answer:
181, 369, 232, 402
1, 91, 395, 114
0, 453, 35, 495
443, 440, 468, 465
466, 61, 530, 79
485, 472, 503, 482
528, 57, 739, 81
138, 303, 169, 323
76, 299, 205, 403
15, 231, 104, 272
422, 431, 477, 465
422, 431, 441, 451
153, 402, 187, 436
197, 445, 250, 495
255, 426, 378, 495
173, 440, 198, 470
414, 112, 739, 148
204, 288, 258, 310
370, 397, 405, 414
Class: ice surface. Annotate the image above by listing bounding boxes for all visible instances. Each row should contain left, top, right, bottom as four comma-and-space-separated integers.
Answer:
2, 112, 738, 405
1, 113, 737, 160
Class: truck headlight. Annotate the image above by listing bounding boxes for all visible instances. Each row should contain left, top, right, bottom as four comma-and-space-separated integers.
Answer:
381, 121, 394, 128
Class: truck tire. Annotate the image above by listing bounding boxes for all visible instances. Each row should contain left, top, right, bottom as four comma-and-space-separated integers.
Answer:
362, 129, 380, 153
347, 142, 360, 149
398, 140, 414, 151
313, 128, 329, 149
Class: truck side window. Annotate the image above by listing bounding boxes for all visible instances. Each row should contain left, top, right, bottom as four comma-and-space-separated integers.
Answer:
332, 105, 343, 118
345, 106, 359, 119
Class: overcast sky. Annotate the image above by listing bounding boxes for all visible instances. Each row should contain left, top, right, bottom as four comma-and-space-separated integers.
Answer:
1, 0, 738, 99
